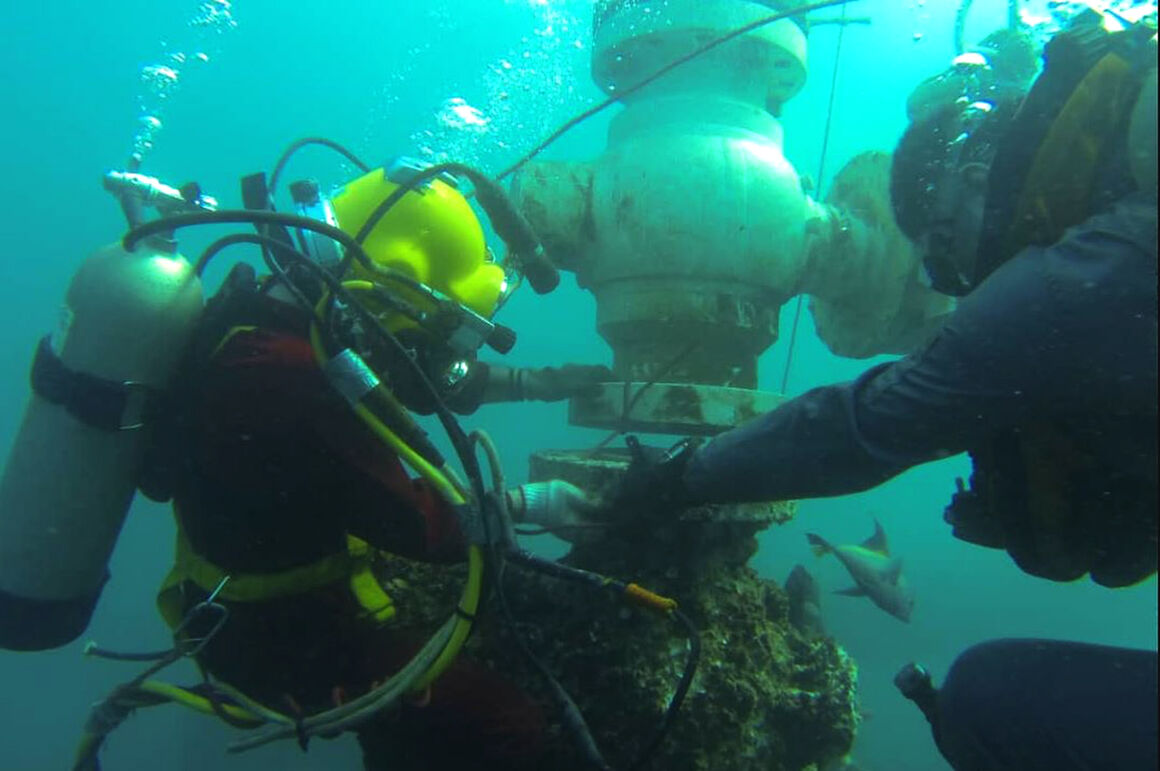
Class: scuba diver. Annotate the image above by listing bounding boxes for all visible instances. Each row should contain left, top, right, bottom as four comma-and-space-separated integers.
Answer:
0, 154, 614, 769
607, 10, 1158, 771
138, 162, 606, 770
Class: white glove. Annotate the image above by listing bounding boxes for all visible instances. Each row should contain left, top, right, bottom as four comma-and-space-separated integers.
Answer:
506, 480, 602, 544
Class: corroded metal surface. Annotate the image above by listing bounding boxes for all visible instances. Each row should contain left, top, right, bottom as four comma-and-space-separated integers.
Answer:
567, 382, 784, 437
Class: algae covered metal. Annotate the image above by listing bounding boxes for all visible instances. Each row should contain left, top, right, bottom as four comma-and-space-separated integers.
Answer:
373, 450, 861, 770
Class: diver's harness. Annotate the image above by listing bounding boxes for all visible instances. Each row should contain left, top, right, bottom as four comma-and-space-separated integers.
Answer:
71, 145, 700, 771
944, 19, 1158, 587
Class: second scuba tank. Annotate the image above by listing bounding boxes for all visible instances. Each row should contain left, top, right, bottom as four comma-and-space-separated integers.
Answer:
0, 241, 203, 651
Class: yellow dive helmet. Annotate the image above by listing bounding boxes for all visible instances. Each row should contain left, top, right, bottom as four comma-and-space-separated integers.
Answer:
290, 158, 513, 356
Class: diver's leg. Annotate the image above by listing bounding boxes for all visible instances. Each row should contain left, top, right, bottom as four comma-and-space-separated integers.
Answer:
934, 638, 1158, 771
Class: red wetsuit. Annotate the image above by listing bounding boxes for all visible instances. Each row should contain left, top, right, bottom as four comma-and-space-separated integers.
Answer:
163, 287, 543, 769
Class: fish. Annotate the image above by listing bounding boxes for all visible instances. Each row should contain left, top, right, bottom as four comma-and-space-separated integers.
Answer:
784, 564, 825, 638
806, 519, 914, 623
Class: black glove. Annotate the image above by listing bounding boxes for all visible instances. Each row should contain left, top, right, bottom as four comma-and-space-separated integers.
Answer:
518, 364, 613, 402
605, 435, 703, 522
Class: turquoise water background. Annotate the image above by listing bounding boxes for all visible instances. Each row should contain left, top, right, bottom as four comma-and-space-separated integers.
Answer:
0, 1, 1155, 769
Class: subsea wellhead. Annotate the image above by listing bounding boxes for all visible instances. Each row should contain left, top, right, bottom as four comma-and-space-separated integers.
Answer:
512, 0, 948, 436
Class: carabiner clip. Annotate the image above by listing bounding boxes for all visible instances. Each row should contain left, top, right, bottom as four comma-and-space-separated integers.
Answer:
173, 576, 231, 656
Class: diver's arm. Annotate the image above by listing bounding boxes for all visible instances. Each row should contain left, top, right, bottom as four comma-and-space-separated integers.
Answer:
684, 236, 1064, 504
685, 195, 1157, 505
340, 461, 469, 564
683, 366, 928, 504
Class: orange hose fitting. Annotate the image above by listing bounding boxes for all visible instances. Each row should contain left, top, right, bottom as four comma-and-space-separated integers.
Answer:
624, 583, 678, 613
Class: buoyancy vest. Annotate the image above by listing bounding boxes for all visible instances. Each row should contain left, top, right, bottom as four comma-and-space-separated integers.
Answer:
974, 21, 1157, 286
944, 23, 1158, 587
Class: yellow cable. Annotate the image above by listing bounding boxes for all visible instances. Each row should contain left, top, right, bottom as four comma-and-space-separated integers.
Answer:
137, 680, 263, 725
308, 293, 483, 695
413, 544, 484, 689
351, 402, 464, 505
72, 733, 102, 771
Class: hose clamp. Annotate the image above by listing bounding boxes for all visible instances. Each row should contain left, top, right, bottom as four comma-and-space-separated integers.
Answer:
322, 349, 381, 406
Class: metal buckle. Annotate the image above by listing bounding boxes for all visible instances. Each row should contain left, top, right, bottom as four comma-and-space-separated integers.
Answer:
117, 381, 154, 431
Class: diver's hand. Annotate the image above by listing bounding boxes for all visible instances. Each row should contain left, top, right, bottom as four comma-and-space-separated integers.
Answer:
606, 436, 702, 521
507, 480, 603, 544
519, 364, 613, 402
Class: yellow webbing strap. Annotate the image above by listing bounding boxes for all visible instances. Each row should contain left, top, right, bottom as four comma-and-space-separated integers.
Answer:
347, 536, 397, 624
307, 301, 483, 691
158, 319, 401, 629
208, 325, 259, 360
157, 518, 395, 630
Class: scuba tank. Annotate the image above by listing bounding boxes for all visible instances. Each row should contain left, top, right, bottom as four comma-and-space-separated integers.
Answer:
0, 172, 206, 651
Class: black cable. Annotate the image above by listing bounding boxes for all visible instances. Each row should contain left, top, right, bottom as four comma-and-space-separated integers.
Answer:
495, 0, 857, 183
626, 609, 700, 771
589, 340, 702, 454
470, 442, 612, 771
194, 230, 308, 306
268, 137, 371, 199
128, 208, 426, 305
503, 549, 702, 770
84, 646, 175, 663
353, 179, 416, 246
494, 548, 612, 770
194, 232, 335, 344
126, 210, 373, 270
780, 0, 850, 395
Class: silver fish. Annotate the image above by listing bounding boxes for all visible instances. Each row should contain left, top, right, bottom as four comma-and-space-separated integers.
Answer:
806, 519, 914, 623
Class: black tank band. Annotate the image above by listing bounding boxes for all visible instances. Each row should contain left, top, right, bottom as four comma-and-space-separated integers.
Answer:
30, 336, 159, 431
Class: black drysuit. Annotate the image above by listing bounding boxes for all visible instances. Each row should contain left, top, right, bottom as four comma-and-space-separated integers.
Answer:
686, 192, 1158, 585
684, 192, 1158, 771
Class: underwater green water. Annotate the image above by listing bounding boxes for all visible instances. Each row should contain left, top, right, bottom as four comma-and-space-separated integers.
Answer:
0, 1, 1153, 769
